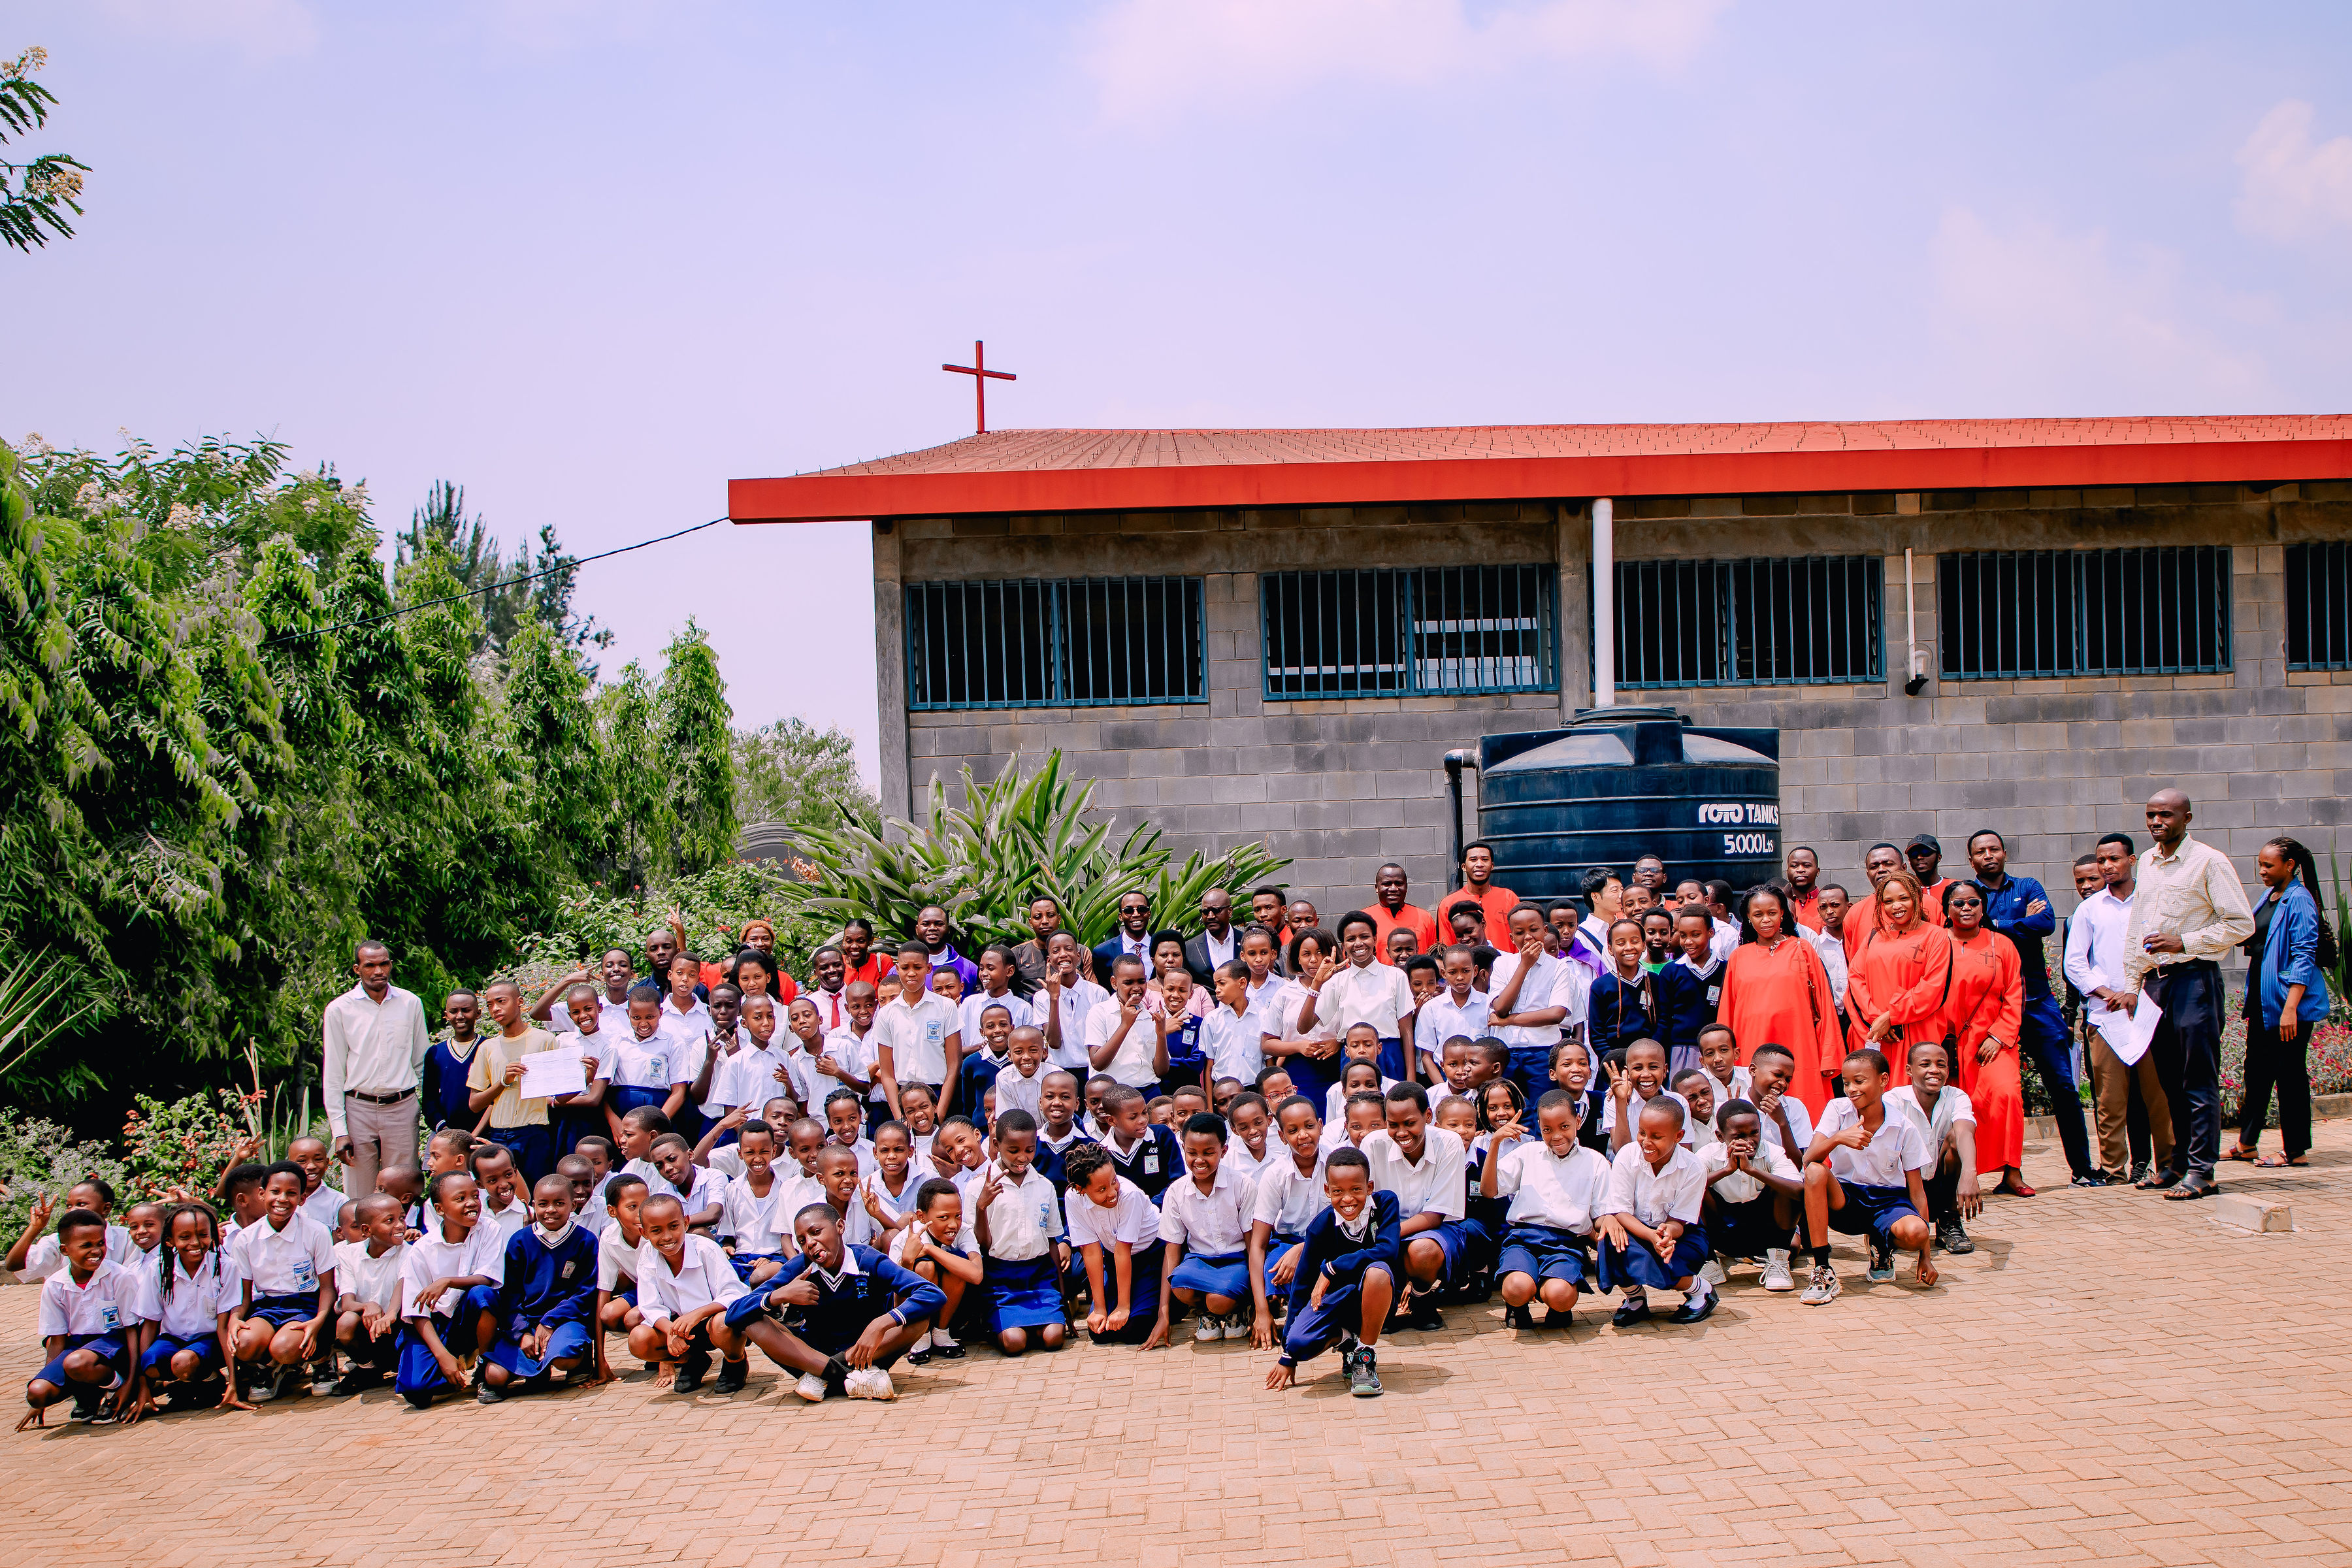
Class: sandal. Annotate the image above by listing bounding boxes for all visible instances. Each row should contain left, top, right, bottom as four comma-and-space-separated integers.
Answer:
2222, 1145, 2259, 1162
2256, 1153, 2310, 1168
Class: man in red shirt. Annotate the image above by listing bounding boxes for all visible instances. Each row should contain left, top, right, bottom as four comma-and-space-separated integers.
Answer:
1436, 841, 1518, 941
1364, 864, 1438, 962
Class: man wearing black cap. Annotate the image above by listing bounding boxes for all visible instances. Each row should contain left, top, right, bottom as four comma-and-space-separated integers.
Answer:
1907, 834, 1955, 920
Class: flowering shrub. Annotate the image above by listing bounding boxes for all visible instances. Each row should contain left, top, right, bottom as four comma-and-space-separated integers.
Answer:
0, 1113, 131, 1241
2219, 1015, 2352, 1115
121, 1088, 260, 1201
510, 861, 833, 991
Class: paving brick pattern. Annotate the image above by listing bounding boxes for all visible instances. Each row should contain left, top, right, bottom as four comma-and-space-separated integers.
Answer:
9, 1123, 2351, 1567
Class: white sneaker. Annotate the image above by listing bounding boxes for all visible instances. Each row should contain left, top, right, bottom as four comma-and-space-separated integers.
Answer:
793, 1373, 827, 1403
1699, 1258, 1727, 1286
1194, 1313, 1223, 1343
845, 1365, 896, 1401
1760, 1250, 1795, 1292
1222, 1315, 1250, 1339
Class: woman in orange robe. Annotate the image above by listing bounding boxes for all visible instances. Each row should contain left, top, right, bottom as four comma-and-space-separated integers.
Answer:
1844, 872, 1953, 1087
1720, 886, 1846, 1117
1846, 843, 1946, 963
1936, 881, 2029, 1193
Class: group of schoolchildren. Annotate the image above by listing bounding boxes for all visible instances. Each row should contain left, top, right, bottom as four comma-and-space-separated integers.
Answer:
16, 870, 1999, 1423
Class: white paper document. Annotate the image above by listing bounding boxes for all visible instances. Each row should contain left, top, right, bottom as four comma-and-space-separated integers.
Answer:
519, 1049, 588, 1099
2093, 997, 2162, 1067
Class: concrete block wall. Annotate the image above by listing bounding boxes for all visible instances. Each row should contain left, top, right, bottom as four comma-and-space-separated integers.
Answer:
879, 483, 2352, 914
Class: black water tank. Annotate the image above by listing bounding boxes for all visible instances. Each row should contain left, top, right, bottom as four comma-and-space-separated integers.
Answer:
1475, 707, 1782, 902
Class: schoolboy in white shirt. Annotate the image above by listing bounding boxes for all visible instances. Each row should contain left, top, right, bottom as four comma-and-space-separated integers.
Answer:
1799, 1048, 1938, 1304
327, 1193, 408, 1393
1085, 955, 1170, 1092
1247, 1094, 1328, 1347
1701, 1098, 1804, 1292
993, 1025, 1053, 1122
1694, 1024, 1752, 1113
1203, 960, 1269, 1088
1747, 1043, 1816, 1165
1148, 1112, 1258, 1345
1039, 932, 1111, 1075
226, 1161, 338, 1403
1886, 1039, 1982, 1257
1361, 1083, 1469, 1331
1596, 1098, 1716, 1325
876, 942, 962, 1121
24, 1209, 143, 1426
1483, 1088, 1610, 1329
1413, 945, 1491, 1085
627, 1192, 752, 1394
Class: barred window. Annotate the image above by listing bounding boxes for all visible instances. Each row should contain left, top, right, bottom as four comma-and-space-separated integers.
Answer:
1616, 556, 1882, 687
904, 577, 1204, 710
2287, 542, 2352, 670
1260, 566, 1556, 698
1938, 547, 2230, 679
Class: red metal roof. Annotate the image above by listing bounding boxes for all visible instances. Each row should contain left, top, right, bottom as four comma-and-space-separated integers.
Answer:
730, 416, 2352, 523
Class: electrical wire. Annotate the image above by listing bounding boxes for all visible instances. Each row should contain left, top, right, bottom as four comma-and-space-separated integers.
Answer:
262, 515, 728, 645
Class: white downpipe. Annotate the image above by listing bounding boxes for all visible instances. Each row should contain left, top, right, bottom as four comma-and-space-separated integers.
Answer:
1592, 497, 1615, 707
1903, 547, 1927, 692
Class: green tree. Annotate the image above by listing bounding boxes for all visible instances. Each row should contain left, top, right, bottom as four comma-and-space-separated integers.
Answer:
506, 619, 611, 876
655, 619, 736, 876
0, 46, 86, 253
733, 717, 881, 831
397, 480, 608, 662
599, 660, 665, 890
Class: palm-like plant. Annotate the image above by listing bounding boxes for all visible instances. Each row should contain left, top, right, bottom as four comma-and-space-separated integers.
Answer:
794, 752, 1290, 949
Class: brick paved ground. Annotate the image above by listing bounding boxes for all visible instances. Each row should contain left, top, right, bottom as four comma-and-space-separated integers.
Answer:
7, 1121, 2351, 1568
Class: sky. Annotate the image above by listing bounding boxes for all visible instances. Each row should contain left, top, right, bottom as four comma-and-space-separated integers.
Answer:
11, 1, 2352, 788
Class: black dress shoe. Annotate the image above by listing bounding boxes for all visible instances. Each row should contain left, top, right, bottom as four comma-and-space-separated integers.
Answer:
2129, 1161, 2152, 1185
2070, 1173, 2106, 1188
1503, 1304, 1535, 1330
2163, 1171, 2219, 1200
1668, 1291, 1718, 1325
1610, 1298, 1652, 1328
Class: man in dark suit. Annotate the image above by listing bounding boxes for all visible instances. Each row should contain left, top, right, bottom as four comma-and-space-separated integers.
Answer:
1092, 890, 1155, 985
1183, 889, 1241, 983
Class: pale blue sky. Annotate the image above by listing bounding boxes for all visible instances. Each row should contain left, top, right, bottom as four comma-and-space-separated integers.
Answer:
11, 2, 2352, 784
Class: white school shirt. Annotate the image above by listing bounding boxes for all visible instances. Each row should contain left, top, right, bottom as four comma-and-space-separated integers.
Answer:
2063, 887, 2134, 1021
1607, 1088, 1695, 1149
1320, 960, 1415, 1041
132, 1253, 239, 1338
1413, 989, 1491, 1066
1269, 979, 1337, 1049
979, 1164, 1064, 1262
634, 1234, 748, 1324
1202, 1000, 1268, 1083
1158, 1161, 1255, 1256
858, 1168, 926, 1231
227, 1213, 337, 1298
331, 1239, 406, 1311
719, 1171, 796, 1256
621, 1156, 677, 1200
959, 990, 1036, 1048
877, 992, 959, 1086
1222, 1138, 1271, 1185
823, 1024, 886, 1104
656, 1000, 716, 1098
1754, 1093, 1816, 1164
1488, 1137, 1611, 1233
714, 1039, 793, 1111
1251, 1150, 1330, 1237
827, 1136, 882, 1178
1323, 1074, 1399, 1126
1886, 1085, 1975, 1158
301, 1183, 348, 1232
1041, 977, 1111, 1071
804, 985, 853, 1034
1701, 1137, 1800, 1205
1487, 951, 1586, 1050
674, 1164, 732, 1218
1363, 1126, 1468, 1223
1700, 1064, 1754, 1113
770, 1041, 830, 1110
1801, 924, 1850, 1005
480, 1195, 531, 1245
600, 1036, 685, 1091
19, 1223, 136, 1281
39, 1259, 142, 1337
595, 1226, 643, 1292
1085, 993, 1168, 1088
399, 1223, 504, 1318
1063, 1175, 1161, 1258
1601, 1143, 1708, 1227
1710, 917, 1740, 968
1816, 1097, 1935, 1188
993, 1060, 1049, 1119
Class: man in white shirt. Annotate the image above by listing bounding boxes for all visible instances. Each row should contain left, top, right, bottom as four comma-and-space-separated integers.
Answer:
1360, 1085, 1468, 1330
2120, 791, 2256, 1197
321, 939, 432, 1200
2063, 837, 2171, 1184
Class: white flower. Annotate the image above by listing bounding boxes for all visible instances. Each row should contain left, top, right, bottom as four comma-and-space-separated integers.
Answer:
163, 502, 197, 531
342, 481, 369, 514
8, 46, 47, 78
73, 480, 104, 514
31, 167, 82, 201
19, 433, 51, 457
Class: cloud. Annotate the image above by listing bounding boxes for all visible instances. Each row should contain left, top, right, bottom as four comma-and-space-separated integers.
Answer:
1086, 0, 1728, 122
95, 0, 319, 60
1927, 207, 2270, 410
2234, 99, 2352, 242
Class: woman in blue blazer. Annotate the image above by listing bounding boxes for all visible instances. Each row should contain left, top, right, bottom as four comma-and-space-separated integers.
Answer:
2230, 836, 2336, 1168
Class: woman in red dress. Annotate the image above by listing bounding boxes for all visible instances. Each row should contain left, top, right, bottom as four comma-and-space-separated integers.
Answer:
1937, 882, 2029, 1194
1844, 872, 1953, 1086
1720, 886, 1846, 1117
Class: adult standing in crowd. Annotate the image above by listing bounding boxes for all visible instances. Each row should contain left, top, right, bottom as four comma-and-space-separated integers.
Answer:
321, 939, 431, 1200
1365, 864, 1438, 961
913, 904, 981, 994
1011, 896, 1064, 988
1843, 872, 1953, 1081
1184, 888, 1240, 983
1907, 835, 1954, 921
2228, 836, 2334, 1169
2121, 789, 2255, 1200
1719, 886, 1845, 1115
1938, 883, 2027, 1194
2065, 834, 2172, 1184
1094, 891, 1154, 982
1783, 845, 1823, 932
1968, 830, 2098, 1186
1437, 840, 1518, 943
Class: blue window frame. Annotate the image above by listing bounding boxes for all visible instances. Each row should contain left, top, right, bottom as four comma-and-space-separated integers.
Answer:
1616, 555, 1883, 688
2287, 542, 2352, 671
1260, 565, 1557, 699
1938, 546, 2231, 679
905, 576, 1205, 710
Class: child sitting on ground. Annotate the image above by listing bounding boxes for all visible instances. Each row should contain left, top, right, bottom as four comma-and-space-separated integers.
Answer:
1799, 1048, 1938, 1304
1595, 1098, 1717, 1326
20, 1208, 141, 1428
227, 1161, 338, 1404
127, 1201, 240, 1418
1062, 1140, 1164, 1345
327, 1193, 406, 1394
477, 1173, 600, 1404
628, 1192, 752, 1394
1264, 1147, 1396, 1399
895, 1177, 982, 1364
1885, 1039, 1982, 1256
724, 1201, 944, 1402
973, 1110, 1069, 1357
1147, 1112, 1257, 1347
1483, 1089, 1610, 1331
593, 1173, 649, 1380
1701, 1099, 1804, 1291
394, 1170, 504, 1408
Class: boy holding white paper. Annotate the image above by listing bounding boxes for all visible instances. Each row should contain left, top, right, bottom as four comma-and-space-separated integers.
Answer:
468, 978, 567, 1186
